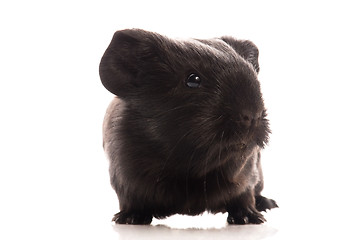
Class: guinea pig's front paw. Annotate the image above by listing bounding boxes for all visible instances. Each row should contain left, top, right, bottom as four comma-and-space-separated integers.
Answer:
255, 195, 279, 212
227, 209, 266, 225
112, 211, 153, 225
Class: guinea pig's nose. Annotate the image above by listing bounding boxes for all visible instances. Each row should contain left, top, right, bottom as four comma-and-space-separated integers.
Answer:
240, 110, 262, 128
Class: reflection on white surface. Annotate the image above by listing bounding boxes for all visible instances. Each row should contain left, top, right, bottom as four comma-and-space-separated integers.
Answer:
113, 221, 278, 240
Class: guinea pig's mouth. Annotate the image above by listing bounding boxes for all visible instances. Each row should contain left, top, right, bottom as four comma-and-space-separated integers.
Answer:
236, 114, 270, 149
225, 126, 268, 150
223, 141, 247, 153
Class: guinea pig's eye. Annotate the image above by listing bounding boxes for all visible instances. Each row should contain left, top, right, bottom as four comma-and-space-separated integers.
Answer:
185, 73, 201, 88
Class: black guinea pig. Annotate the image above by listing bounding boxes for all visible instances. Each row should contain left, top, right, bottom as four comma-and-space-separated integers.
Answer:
100, 29, 278, 225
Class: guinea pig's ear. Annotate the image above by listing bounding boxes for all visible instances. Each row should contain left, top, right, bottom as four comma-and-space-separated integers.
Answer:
99, 29, 161, 97
221, 37, 260, 73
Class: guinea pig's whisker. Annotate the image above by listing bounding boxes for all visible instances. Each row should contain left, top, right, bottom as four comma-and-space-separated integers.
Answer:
158, 127, 194, 180
202, 130, 218, 209
217, 131, 228, 206
154, 104, 200, 117
185, 149, 196, 213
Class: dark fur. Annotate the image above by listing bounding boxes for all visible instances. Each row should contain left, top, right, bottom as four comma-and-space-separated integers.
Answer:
100, 29, 278, 225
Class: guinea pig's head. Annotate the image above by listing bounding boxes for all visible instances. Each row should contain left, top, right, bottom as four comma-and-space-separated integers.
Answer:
100, 29, 270, 176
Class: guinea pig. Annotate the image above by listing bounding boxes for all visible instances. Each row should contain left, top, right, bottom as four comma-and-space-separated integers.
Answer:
100, 29, 278, 225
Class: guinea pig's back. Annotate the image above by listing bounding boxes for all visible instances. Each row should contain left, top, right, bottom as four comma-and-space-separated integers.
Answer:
103, 97, 125, 155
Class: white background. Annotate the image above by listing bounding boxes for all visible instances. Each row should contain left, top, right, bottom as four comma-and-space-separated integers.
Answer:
1, 0, 361, 239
